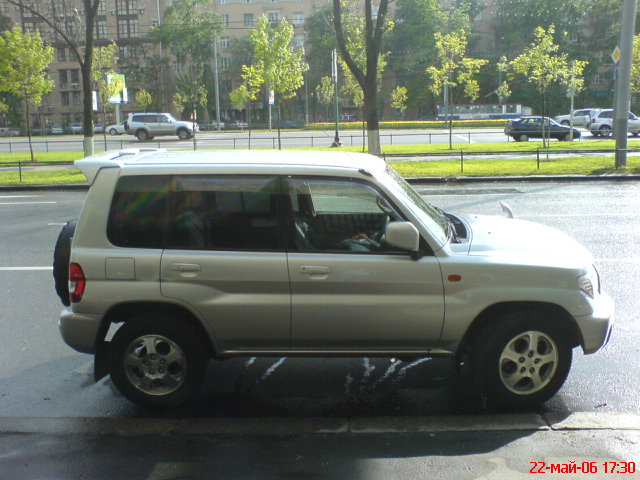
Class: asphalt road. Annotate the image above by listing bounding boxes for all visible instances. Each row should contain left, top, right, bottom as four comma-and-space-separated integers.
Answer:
1, 181, 638, 479
0, 127, 614, 153
0, 180, 637, 420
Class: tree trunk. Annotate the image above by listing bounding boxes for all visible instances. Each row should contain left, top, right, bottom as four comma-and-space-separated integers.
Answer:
364, 85, 380, 155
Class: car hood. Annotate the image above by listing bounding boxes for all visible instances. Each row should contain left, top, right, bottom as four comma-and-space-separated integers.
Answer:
459, 214, 592, 267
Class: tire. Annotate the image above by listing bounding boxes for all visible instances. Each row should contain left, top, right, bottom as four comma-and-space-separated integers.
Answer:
109, 128, 118, 136
560, 120, 570, 126
53, 219, 77, 307
109, 314, 208, 408
469, 310, 572, 410
518, 134, 529, 142
136, 129, 149, 141
177, 128, 190, 140
561, 134, 571, 142
599, 125, 612, 138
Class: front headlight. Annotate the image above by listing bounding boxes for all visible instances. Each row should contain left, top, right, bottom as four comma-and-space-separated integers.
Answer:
578, 265, 600, 299
578, 275, 594, 298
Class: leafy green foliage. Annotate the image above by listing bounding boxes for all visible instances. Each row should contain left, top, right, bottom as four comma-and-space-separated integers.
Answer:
243, 16, 308, 100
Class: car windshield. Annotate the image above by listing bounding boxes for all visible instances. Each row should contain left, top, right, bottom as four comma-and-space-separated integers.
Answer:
383, 165, 449, 246
165, 114, 177, 122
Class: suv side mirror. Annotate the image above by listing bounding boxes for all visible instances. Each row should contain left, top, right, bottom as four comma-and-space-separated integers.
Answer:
386, 222, 420, 252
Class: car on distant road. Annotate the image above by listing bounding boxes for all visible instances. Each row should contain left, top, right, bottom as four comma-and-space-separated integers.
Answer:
106, 121, 126, 135
504, 116, 581, 142
125, 112, 198, 140
51, 125, 64, 135
587, 109, 640, 137
69, 123, 83, 134
93, 123, 104, 134
554, 109, 600, 127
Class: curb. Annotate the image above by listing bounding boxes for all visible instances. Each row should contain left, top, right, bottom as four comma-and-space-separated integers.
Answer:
1, 413, 639, 436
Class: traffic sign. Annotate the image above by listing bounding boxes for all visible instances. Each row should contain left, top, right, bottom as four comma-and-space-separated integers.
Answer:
612, 46, 621, 64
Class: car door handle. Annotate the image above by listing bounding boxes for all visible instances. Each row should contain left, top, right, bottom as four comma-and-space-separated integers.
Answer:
170, 263, 202, 272
300, 265, 331, 277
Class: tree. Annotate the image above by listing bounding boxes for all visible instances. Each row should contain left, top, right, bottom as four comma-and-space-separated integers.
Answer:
135, 88, 153, 113
560, 59, 588, 140
0, 27, 53, 162
509, 25, 571, 147
333, 0, 393, 154
173, 68, 207, 150
243, 16, 308, 149
149, 0, 223, 122
315, 76, 335, 122
229, 84, 255, 146
385, 0, 472, 117
427, 30, 488, 149
391, 86, 408, 119
91, 43, 119, 150
6, 0, 102, 157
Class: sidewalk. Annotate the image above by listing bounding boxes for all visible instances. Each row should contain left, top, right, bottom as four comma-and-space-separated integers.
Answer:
1, 413, 639, 480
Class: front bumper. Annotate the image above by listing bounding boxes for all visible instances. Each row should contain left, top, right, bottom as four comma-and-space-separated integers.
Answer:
574, 292, 614, 355
59, 307, 103, 354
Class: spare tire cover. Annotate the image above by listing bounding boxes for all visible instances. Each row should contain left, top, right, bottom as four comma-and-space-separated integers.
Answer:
53, 219, 77, 306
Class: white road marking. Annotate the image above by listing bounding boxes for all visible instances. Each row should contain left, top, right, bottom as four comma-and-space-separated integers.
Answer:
0, 267, 53, 271
0, 201, 56, 205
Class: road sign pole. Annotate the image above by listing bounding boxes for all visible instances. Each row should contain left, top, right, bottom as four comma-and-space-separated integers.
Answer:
614, 0, 638, 168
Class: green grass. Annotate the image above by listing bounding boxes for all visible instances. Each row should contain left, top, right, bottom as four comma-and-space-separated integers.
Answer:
0, 144, 638, 186
390, 156, 640, 178
0, 151, 85, 165
0, 168, 86, 186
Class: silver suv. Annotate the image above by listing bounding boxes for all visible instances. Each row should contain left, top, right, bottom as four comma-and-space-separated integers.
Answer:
54, 149, 613, 409
588, 109, 640, 137
553, 108, 600, 128
125, 113, 198, 141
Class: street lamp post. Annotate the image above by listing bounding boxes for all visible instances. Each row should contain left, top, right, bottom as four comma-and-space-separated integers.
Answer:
331, 49, 341, 147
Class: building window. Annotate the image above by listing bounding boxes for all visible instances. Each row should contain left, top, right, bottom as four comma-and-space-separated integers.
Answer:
116, 0, 138, 14
292, 12, 304, 26
59, 70, 68, 88
118, 19, 139, 38
243, 14, 254, 26
267, 12, 279, 23
222, 14, 229, 27
222, 80, 232, 93
73, 91, 82, 105
219, 36, 229, 48
70, 70, 80, 85
220, 0, 227, 4
57, 48, 66, 62
62, 113, 71, 126
96, 20, 107, 39
294, 34, 304, 48
98, 0, 106, 15
61, 92, 70, 106
244, 0, 252, 3
220, 57, 230, 71
23, 22, 38, 34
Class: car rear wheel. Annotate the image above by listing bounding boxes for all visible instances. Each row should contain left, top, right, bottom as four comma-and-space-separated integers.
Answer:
599, 125, 612, 137
562, 134, 572, 142
110, 314, 208, 408
53, 219, 77, 306
518, 134, 529, 142
136, 129, 149, 141
469, 310, 572, 410
177, 128, 191, 140
109, 128, 118, 135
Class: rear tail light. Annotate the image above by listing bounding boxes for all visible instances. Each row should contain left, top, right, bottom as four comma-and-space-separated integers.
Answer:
69, 263, 86, 303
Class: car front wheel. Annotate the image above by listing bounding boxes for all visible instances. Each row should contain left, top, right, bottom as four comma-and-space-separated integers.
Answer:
599, 125, 612, 137
470, 310, 572, 410
177, 128, 191, 140
136, 130, 149, 141
109, 128, 118, 135
109, 314, 208, 408
518, 134, 529, 142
